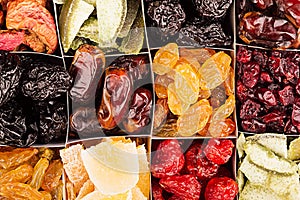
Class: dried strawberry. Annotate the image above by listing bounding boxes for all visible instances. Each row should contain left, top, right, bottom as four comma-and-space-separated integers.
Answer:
168, 195, 185, 200
185, 143, 219, 180
159, 175, 201, 200
151, 139, 185, 178
214, 166, 232, 178
204, 177, 238, 200
152, 180, 165, 200
203, 139, 234, 165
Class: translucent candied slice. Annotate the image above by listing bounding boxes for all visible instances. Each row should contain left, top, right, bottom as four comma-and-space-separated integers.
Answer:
179, 48, 216, 65
153, 43, 179, 75
224, 66, 234, 96
155, 73, 174, 99
211, 94, 235, 122
177, 99, 212, 136
174, 59, 200, 104
199, 51, 232, 89
167, 83, 190, 115
76, 180, 95, 200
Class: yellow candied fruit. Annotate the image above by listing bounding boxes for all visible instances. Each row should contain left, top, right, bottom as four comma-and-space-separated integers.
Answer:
167, 83, 190, 115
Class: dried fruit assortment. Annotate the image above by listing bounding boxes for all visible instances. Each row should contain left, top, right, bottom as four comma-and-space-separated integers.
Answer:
236, 45, 300, 134
0, 51, 70, 146
151, 138, 238, 200
0, 0, 58, 53
237, 133, 300, 199
0, 147, 63, 200
145, 0, 232, 47
237, 0, 300, 49
153, 43, 236, 137
60, 137, 150, 199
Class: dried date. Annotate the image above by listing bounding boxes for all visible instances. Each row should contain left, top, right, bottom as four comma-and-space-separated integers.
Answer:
276, 0, 300, 28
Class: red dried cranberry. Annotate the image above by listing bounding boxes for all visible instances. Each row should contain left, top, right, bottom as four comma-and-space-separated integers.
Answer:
240, 99, 261, 119
204, 177, 238, 200
252, 49, 268, 66
261, 111, 284, 124
152, 180, 165, 200
295, 79, 300, 95
151, 139, 185, 178
241, 119, 266, 133
278, 85, 295, 106
159, 175, 201, 200
260, 71, 273, 83
242, 62, 260, 88
168, 196, 184, 200
284, 119, 298, 134
256, 88, 277, 106
280, 57, 299, 84
236, 80, 256, 102
185, 143, 219, 180
268, 51, 281, 76
203, 139, 234, 165
292, 102, 300, 132
237, 46, 252, 64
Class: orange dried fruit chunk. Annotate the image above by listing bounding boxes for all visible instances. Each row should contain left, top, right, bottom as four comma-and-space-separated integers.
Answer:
76, 180, 95, 200
30, 157, 49, 190
0, 164, 33, 185
174, 59, 200, 104
199, 51, 231, 89
153, 43, 179, 75
167, 83, 190, 115
41, 160, 63, 192
177, 99, 212, 136
0, 148, 38, 169
198, 122, 210, 136
153, 98, 169, 129
208, 118, 236, 137
155, 73, 174, 99
0, 182, 45, 200
211, 94, 235, 122
224, 67, 234, 96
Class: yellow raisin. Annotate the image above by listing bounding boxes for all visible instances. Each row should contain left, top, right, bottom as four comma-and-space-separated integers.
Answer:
224, 67, 234, 96
0, 164, 33, 185
155, 74, 174, 99
0, 148, 38, 169
30, 157, 49, 190
0, 183, 44, 200
211, 94, 235, 122
41, 160, 63, 192
167, 83, 190, 115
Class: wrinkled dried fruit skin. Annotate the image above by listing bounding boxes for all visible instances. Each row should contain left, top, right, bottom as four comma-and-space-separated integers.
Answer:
97, 67, 133, 130
41, 160, 63, 192
204, 177, 238, 200
278, 85, 295, 106
276, 0, 300, 27
0, 164, 33, 184
0, 182, 45, 200
240, 99, 261, 120
292, 101, 300, 132
204, 139, 234, 165
250, 0, 273, 9
21, 63, 72, 101
70, 107, 102, 135
153, 98, 169, 129
151, 139, 185, 178
255, 88, 277, 106
185, 143, 219, 180
152, 180, 165, 200
155, 74, 174, 99
0, 148, 38, 169
194, 0, 233, 18
159, 175, 201, 200
0, 51, 22, 106
209, 118, 236, 137
122, 88, 152, 133
242, 61, 260, 88
69, 45, 105, 104
239, 12, 299, 48
241, 119, 267, 133
29, 157, 49, 189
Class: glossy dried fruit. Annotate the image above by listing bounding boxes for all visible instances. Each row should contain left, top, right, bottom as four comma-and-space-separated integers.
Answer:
69, 44, 105, 104
242, 62, 260, 89
153, 98, 169, 129
151, 139, 185, 178
167, 83, 190, 115
276, 0, 300, 27
0, 182, 45, 200
210, 85, 226, 109
122, 88, 152, 133
224, 67, 234, 96
159, 175, 201, 200
211, 94, 235, 122
240, 99, 261, 120
194, 0, 233, 18
241, 119, 266, 133
250, 0, 273, 9
204, 177, 238, 200
177, 99, 212, 136
292, 101, 300, 132
256, 88, 277, 106
209, 118, 236, 137
204, 139, 234, 165
0, 148, 38, 169
41, 160, 63, 192
29, 157, 49, 190
152, 180, 165, 200
278, 85, 295, 106
155, 73, 174, 99
0, 164, 33, 184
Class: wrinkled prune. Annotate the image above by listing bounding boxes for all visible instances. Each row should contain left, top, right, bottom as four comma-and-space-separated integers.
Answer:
147, 0, 186, 37
0, 100, 38, 147
36, 101, 67, 144
242, 62, 260, 88
21, 63, 72, 101
0, 51, 22, 106
193, 0, 233, 18
69, 45, 105, 104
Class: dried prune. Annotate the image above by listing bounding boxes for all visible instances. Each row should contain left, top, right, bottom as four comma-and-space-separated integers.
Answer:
36, 100, 67, 144
0, 51, 22, 106
122, 88, 152, 133
69, 44, 105, 104
193, 0, 233, 18
21, 63, 72, 101
239, 12, 299, 49
147, 0, 186, 38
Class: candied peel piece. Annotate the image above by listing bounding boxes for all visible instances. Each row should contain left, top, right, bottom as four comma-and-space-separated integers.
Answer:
75, 180, 95, 200
153, 43, 179, 75
0, 148, 38, 169
60, 144, 89, 194
174, 59, 200, 104
167, 83, 190, 115
198, 51, 231, 89
177, 99, 212, 136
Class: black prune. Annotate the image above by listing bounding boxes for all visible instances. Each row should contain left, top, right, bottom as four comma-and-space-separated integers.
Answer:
0, 51, 22, 106
21, 62, 72, 101
193, 0, 233, 18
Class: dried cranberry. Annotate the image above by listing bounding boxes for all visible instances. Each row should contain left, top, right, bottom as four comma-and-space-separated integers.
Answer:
260, 71, 273, 83
241, 119, 266, 133
203, 139, 234, 165
284, 119, 298, 134
159, 175, 201, 200
278, 85, 295, 106
168, 195, 184, 200
237, 46, 252, 64
240, 99, 261, 119
292, 102, 300, 132
152, 180, 165, 200
236, 80, 255, 102
268, 51, 281, 76
256, 88, 277, 106
242, 62, 260, 88
252, 49, 268, 66
185, 143, 219, 180
151, 139, 185, 178
296, 79, 300, 95
204, 177, 238, 200
280, 57, 299, 84
261, 111, 284, 124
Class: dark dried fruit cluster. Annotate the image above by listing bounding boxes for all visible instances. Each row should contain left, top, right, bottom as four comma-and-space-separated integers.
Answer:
238, 0, 300, 49
151, 139, 238, 200
0, 51, 71, 146
69, 45, 153, 137
236, 46, 300, 134
146, 0, 232, 47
